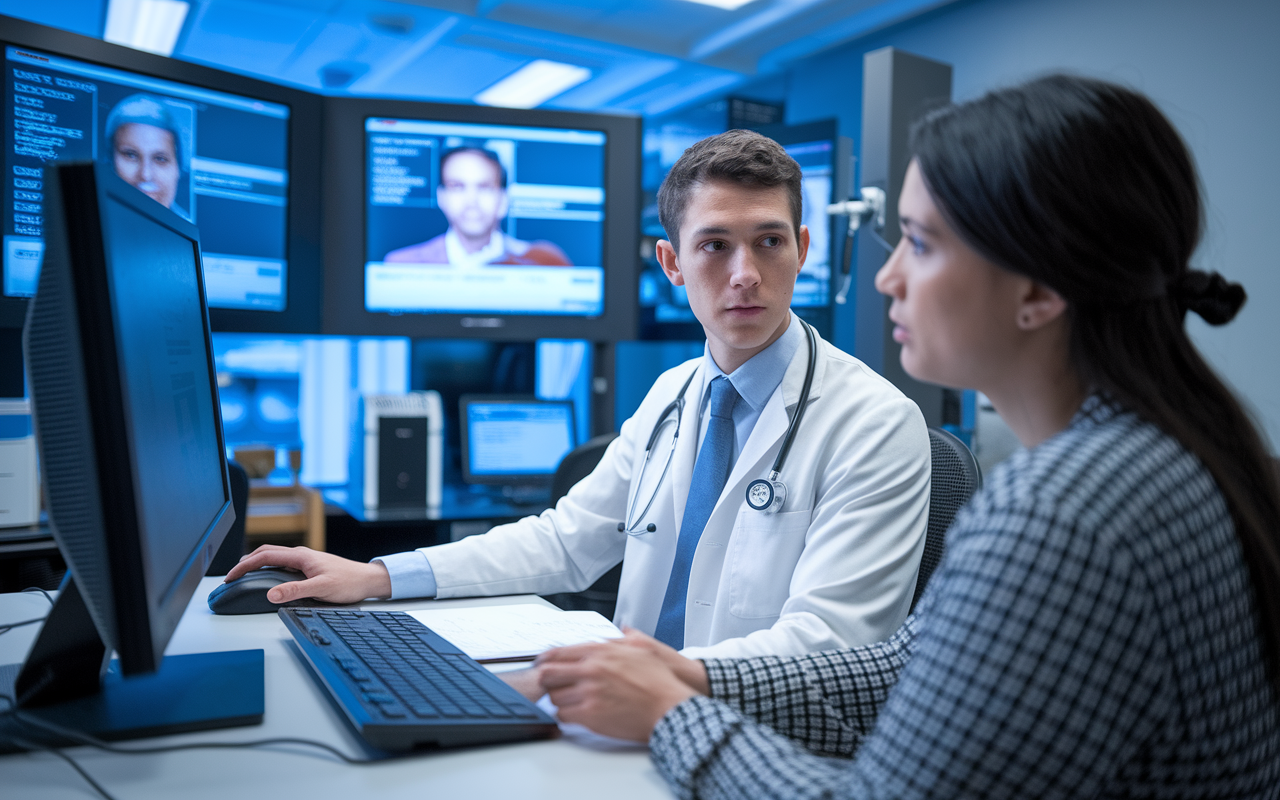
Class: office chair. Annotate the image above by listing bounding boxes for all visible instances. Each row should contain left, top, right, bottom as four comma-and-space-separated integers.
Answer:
542, 433, 621, 617
911, 427, 983, 612
206, 461, 250, 576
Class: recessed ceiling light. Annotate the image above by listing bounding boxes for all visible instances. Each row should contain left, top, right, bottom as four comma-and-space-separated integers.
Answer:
682, 0, 757, 9
475, 60, 592, 109
104, 0, 190, 57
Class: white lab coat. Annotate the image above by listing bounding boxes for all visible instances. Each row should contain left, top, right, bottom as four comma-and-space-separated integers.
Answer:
424, 327, 930, 659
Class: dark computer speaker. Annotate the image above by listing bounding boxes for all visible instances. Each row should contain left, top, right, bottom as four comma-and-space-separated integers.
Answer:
358, 392, 442, 509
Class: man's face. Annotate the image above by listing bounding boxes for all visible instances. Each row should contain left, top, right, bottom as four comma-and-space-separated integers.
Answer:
113, 123, 180, 209
436, 152, 508, 241
656, 180, 808, 373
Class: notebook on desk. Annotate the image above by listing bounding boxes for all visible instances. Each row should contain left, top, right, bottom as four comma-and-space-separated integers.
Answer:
281, 607, 558, 753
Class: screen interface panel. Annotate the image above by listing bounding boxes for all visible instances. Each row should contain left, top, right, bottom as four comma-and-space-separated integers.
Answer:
787, 139, 833, 309
639, 136, 833, 326
466, 400, 575, 478
4, 46, 291, 311
364, 117, 606, 317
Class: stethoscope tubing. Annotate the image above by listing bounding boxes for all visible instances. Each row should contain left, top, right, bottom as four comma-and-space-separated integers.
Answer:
618, 320, 817, 535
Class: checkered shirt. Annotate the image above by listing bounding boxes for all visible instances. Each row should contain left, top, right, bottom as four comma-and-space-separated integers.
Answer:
650, 397, 1280, 799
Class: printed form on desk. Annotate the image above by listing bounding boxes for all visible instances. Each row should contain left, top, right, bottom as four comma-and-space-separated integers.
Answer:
407, 604, 623, 662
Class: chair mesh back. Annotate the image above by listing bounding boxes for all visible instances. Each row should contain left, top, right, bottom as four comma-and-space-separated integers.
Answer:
913, 428, 982, 611
551, 433, 619, 505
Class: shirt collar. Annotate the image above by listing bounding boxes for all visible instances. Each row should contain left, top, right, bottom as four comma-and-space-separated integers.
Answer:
444, 229, 505, 267
700, 313, 804, 413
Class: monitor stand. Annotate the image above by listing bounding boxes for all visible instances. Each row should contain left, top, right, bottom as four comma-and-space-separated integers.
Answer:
0, 576, 264, 754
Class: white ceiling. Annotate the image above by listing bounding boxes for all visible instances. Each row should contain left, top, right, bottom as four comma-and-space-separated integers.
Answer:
4, 0, 957, 116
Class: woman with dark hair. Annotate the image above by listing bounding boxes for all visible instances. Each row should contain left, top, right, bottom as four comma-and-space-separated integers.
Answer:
531, 74, 1280, 798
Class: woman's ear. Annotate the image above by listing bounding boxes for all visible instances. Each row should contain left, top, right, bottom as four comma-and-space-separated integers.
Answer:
1016, 281, 1068, 330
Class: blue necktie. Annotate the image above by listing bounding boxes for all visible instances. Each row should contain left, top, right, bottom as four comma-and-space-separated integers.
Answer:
654, 376, 739, 649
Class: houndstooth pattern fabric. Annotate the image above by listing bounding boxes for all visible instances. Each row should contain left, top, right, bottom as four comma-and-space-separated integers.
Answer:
650, 396, 1280, 799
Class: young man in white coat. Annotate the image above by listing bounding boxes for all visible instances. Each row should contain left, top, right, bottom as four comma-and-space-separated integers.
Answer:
226, 130, 931, 660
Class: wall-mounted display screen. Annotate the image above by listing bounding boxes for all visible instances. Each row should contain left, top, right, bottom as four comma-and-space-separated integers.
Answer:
3, 45, 291, 311
363, 117, 606, 317
638, 119, 849, 341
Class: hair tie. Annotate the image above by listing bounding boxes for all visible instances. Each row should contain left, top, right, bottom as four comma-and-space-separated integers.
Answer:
1172, 269, 1246, 325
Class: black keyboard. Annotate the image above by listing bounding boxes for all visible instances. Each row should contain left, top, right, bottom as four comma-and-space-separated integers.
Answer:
280, 608, 557, 752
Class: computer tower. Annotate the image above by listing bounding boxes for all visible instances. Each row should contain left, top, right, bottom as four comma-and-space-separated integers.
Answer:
358, 392, 442, 509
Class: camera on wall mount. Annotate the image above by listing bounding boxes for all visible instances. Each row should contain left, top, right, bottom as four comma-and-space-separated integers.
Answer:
826, 186, 889, 305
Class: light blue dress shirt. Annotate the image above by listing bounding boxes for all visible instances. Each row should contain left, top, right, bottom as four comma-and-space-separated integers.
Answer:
375, 315, 805, 600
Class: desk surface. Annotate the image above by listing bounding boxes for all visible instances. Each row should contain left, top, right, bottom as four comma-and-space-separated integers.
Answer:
0, 578, 669, 799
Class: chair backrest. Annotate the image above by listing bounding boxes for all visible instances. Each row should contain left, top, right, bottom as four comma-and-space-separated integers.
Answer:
912, 427, 983, 611
550, 432, 620, 505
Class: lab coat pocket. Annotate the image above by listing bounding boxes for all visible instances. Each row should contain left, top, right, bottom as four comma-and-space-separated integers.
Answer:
727, 508, 811, 619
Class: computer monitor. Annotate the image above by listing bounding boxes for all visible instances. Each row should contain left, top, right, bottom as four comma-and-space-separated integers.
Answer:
0, 161, 261, 749
322, 97, 639, 341
459, 396, 576, 487
638, 119, 851, 341
0, 14, 323, 333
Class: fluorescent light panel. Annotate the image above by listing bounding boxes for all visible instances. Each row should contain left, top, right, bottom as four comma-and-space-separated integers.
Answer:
105, 0, 190, 57
475, 60, 592, 109
683, 0, 757, 9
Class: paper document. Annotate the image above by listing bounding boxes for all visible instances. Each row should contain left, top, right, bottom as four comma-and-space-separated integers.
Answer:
407, 603, 623, 662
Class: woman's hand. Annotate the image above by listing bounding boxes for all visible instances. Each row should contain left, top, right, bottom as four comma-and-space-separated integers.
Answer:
222, 545, 392, 605
535, 635, 705, 742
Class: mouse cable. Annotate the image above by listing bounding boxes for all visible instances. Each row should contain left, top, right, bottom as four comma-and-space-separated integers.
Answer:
0, 588, 56, 636
21, 586, 56, 605
1, 692, 380, 800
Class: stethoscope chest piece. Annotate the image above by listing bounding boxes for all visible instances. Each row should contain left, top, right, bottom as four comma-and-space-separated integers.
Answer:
745, 476, 786, 514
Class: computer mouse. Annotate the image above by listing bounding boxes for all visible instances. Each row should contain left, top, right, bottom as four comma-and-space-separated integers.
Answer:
207, 567, 336, 615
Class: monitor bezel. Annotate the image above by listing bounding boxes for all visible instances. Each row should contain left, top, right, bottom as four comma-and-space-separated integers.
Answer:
458, 394, 577, 486
0, 14, 323, 334
322, 97, 640, 341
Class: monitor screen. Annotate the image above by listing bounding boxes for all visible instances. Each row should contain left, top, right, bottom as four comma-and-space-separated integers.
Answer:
103, 195, 227, 601
24, 161, 233, 678
461, 397, 575, 484
3, 44, 290, 311
364, 117, 606, 317
638, 120, 849, 341
788, 139, 834, 309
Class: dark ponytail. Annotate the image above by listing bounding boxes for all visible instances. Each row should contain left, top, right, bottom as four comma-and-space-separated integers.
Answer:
910, 74, 1280, 687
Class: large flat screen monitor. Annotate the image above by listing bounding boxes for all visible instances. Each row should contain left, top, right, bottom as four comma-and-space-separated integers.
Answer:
0, 15, 322, 332
0, 161, 261, 750
638, 119, 851, 341
324, 98, 639, 341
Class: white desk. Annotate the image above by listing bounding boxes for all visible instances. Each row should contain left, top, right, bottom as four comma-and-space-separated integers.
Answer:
0, 578, 671, 799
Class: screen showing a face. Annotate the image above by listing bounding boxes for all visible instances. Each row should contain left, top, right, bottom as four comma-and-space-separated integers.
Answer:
3, 46, 291, 311
364, 117, 606, 317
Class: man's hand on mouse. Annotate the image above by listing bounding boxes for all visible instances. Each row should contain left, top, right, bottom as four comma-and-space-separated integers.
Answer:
224, 545, 393, 605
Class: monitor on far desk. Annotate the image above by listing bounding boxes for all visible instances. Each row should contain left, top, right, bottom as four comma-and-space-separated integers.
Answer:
0, 161, 261, 751
460, 396, 576, 501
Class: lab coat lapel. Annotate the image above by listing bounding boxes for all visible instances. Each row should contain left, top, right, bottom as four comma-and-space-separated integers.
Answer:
669, 371, 706, 533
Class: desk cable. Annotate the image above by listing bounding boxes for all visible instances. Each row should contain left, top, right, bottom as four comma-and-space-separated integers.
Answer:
0, 587, 54, 636
0, 690, 386, 800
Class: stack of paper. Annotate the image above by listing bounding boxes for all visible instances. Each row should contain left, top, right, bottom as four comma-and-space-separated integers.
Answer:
407, 604, 623, 662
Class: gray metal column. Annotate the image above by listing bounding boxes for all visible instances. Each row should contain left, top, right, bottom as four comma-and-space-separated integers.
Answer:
853, 47, 952, 426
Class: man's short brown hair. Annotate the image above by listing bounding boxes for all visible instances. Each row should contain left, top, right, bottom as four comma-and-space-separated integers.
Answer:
657, 129, 803, 254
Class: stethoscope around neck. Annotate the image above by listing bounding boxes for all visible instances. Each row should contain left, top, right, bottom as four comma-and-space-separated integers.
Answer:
617, 320, 818, 535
